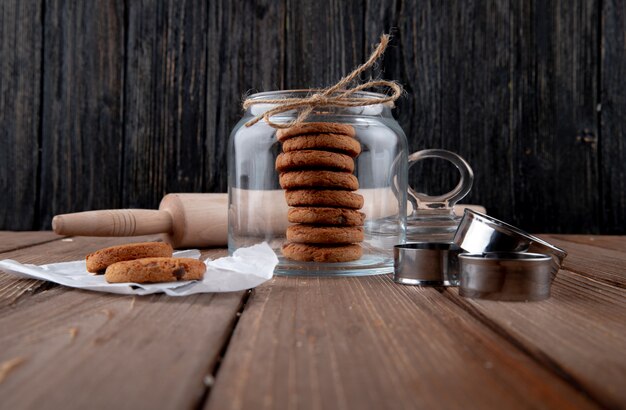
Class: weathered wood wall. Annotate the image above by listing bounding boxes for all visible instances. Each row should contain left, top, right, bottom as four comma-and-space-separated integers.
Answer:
1, 0, 624, 233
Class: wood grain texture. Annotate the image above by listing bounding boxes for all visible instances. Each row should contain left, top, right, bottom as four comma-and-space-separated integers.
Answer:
38, 0, 125, 228
542, 234, 626, 288
284, 0, 365, 89
123, 0, 208, 207
370, 0, 601, 232
1, 0, 626, 234
0, 288, 244, 410
0, 0, 42, 230
601, 0, 626, 233
205, 275, 594, 410
509, 0, 601, 233
0, 235, 243, 410
205, 0, 286, 192
440, 0, 516, 222
367, 0, 450, 194
0, 231, 63, 308
547, 234, 626, 252
447, 269, 626, 408
1, 233, 625, 408
0, 231, 62, 253
0, 235, 160, 310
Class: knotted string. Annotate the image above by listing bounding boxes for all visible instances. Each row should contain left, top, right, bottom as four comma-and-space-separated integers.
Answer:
242, 34, 403, 129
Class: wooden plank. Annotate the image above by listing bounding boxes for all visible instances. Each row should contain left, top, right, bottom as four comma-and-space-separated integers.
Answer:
2, 0, 625, 234
0, 235, 244, 409
447, 269, 626, 409
510, 0, 600, 233
364, 0, 450, 192
0, 284, 244, 410
542, 234, 626, 288
363, 0, 411, 137
204, 0, 286, 192
38, 0, 125, 228
0, 0, 42, 230
0, 231, 63, 253
123, 0, 208, 208
283, 0, 364, 89
370, 0, 601, 233
437, 0, 516, 220
547, 234, 626, 253
369, 0, 600, 233
205, 275, 595, 410
600, 0, 626, 233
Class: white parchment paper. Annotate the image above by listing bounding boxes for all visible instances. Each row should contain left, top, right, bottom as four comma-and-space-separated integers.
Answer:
0, 242, 278, 296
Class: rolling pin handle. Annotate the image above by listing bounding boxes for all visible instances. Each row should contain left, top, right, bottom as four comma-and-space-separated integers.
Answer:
52, 209, 173, 237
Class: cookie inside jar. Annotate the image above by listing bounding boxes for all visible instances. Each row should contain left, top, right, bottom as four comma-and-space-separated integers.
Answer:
227, 90, 408, 276
276, 123, 364, 263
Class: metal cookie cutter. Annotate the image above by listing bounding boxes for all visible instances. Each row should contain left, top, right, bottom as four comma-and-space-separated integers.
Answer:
453, 209, 567, 278
394, 242, 462, 286
459, 253, 554, 301
453, 209, 568, 301
405, 149, 474, 243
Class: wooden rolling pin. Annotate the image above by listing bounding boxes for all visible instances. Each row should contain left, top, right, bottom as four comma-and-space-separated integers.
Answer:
53, 191, 486, 248
52, 193, 228, 248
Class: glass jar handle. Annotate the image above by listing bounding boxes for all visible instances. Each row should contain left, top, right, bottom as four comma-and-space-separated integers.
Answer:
407, 149, 474, 211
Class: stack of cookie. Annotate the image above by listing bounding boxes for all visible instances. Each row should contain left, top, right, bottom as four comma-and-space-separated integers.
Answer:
275, 122, 365, 263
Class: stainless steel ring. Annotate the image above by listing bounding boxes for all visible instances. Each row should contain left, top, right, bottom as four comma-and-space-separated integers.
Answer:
459, 252, 554, 301
453, 209, 567, 277
393, 242, 461, 286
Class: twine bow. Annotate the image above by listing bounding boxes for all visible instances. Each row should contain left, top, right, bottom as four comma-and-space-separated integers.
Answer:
242, 34, 403, 129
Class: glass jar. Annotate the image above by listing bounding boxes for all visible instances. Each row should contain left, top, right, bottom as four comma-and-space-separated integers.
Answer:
228, 90, 408, 276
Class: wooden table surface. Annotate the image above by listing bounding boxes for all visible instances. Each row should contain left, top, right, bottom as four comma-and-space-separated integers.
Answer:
0, 232, 624, 410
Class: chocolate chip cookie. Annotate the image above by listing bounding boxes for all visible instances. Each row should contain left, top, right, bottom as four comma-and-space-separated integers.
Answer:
104, 257, 206, 283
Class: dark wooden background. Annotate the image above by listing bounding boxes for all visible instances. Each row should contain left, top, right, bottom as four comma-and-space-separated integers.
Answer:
1, 0, 624, 233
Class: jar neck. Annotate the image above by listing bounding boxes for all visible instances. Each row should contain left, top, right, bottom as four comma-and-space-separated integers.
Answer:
243, 89, 395, 120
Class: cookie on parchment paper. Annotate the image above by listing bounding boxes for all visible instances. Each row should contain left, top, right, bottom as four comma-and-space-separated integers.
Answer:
104, 257, 206, 284
86, 242, 173, 273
